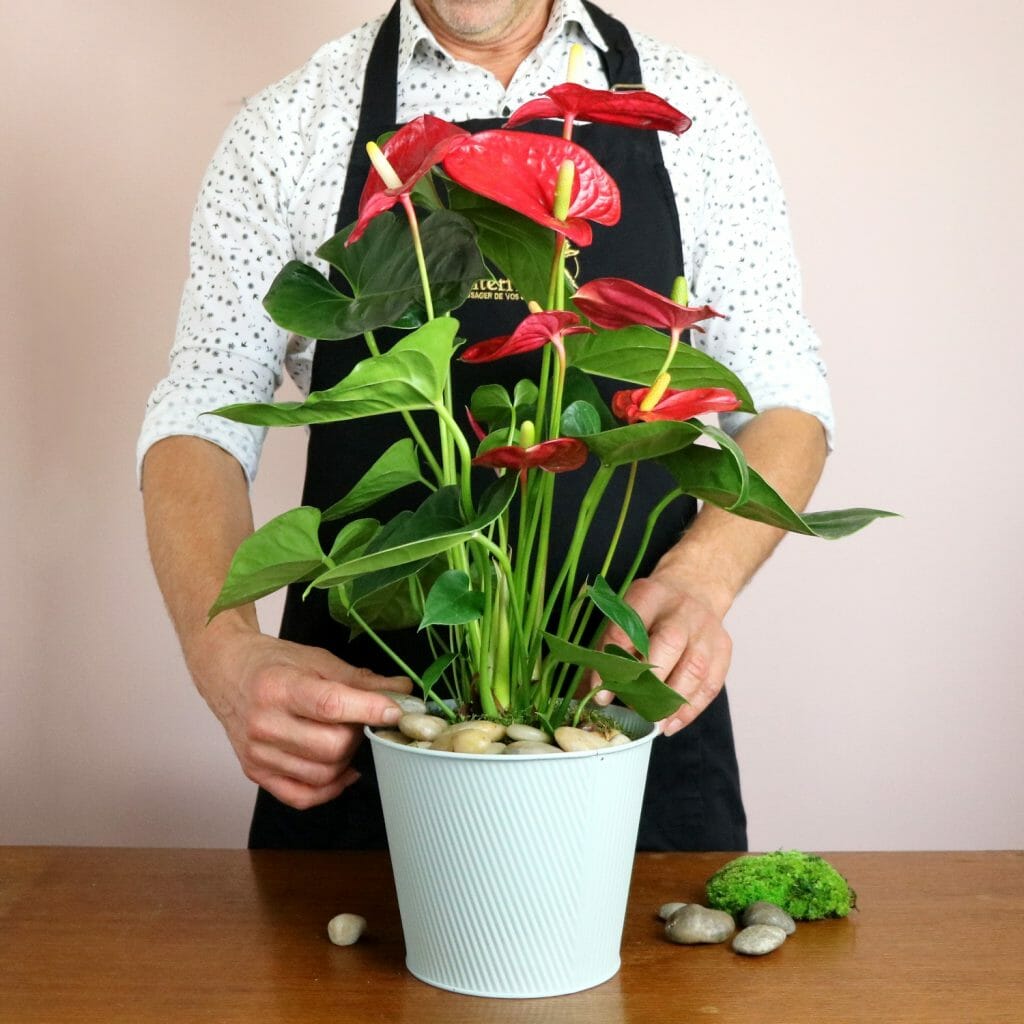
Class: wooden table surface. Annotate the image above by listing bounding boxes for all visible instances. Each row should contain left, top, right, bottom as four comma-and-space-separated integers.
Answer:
1, 848, 1021, 1023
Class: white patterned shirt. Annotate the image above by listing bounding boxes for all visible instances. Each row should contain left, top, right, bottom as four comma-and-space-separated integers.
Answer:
138, 0, 834, 484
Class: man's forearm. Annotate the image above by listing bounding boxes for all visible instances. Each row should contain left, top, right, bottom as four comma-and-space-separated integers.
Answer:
654, 407, 828, 615
141, 435, 259, 673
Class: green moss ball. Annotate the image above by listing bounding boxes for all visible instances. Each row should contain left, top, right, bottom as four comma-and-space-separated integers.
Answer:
705, 851, 856, 920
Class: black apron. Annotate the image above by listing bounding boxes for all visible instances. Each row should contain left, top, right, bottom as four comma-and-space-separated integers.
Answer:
250, 1, 747, 853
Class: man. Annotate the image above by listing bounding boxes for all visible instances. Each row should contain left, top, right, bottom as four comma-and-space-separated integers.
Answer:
140, 0, 832, 850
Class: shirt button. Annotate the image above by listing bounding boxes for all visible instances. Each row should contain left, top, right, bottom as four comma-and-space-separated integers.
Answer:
501, 105, 511, 117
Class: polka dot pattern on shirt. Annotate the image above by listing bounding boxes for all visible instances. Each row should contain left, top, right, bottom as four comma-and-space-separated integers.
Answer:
138, 0, 834, 484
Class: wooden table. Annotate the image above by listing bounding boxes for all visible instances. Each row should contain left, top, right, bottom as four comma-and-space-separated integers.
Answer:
1, 848, 1021, 1023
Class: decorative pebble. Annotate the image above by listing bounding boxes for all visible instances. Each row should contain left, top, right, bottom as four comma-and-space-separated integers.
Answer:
732, 924, 787, 956
398, 713, 447, 742
327, 913, 366, 946
380, 690, 426, 715
447, 720, 507, 741
375, 729, 411, 745
607, 731, 631, 746
506, 723, 552, 743
664, 905, 736, 944
430, 731, 457, 751
554, 727, 609, 752
483, 742, 507, 754
410, 740, 434, 748
453, 728, 492, 754
505, 740, 561, 755
742, 901, 796, 935
659, 901, 687, 921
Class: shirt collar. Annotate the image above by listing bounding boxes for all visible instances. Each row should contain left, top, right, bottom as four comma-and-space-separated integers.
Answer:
398, 0, 608, 74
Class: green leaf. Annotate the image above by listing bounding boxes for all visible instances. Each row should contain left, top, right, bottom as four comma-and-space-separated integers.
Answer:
419, 570, 486, 630
327, 517, 379, 561
577, 420, 702, 467
561, 367, 616, 430
587, 576, 650, 659
209, 507, 325, 619
310, 474, 517, 588
322, 439, 427, 521
328, 573, 426, 635
448, 185, 571, 306
470, 384, 513, 428
319, 211, 485, 329
695, 422, 750, 510
599, 644, 687, 721
560, 400, 602, 438
513, 379, 539, 417
566, 325, 756, 413
543, 634, 684, 722
210, 317, 459, 427
660, 445, 898, 538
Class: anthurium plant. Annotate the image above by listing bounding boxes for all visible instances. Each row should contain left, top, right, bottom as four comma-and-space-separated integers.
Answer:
208, 49, 892, 733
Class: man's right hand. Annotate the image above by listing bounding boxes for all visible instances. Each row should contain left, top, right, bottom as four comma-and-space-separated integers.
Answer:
191, 621, 411, 810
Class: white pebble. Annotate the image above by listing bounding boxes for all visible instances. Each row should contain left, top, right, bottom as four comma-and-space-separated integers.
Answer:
380, 690, 426, 715
398, 713, 447, 741
506, 723, 552, 743
327, 913, 366, 946
554, 727, 609, 752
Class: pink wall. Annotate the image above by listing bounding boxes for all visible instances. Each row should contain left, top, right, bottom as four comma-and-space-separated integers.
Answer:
3, 1, 1021, 849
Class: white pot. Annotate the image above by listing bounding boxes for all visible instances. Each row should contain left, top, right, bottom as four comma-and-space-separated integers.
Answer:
366, 707, 657, 998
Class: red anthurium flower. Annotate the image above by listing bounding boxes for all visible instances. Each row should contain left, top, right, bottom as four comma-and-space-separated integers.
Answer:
573, 277, 724, 334
611, 386, 741, 424
443, 130, 620, 247
472, 438, 588, 474
347, 115, 470, 245
505, 84, 691, 135
460, 311, 593, 363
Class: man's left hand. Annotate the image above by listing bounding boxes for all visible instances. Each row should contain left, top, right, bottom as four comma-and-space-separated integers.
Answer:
594, 568, 732, 735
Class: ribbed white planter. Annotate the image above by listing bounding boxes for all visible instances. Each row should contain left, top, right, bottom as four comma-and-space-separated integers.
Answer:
366, 706, 656, 999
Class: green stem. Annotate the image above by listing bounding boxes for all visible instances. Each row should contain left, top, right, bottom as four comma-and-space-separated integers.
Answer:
434, 403, 475, 518
364, 331, 444, 485
618, 486, 686, 597
345, 606, 424, 689
400, 194, 434, 321
599, 461, 638, 580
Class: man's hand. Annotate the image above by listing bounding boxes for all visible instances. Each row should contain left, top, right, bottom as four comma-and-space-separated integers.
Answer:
591, 408, 828, 734
594, 568, 732, 735
191, 622, 411, 810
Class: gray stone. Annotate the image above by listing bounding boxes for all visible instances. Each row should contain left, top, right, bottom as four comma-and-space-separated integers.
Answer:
732, 924, 787, 956
658, 901, 687, 921
664, 904, 736, 944
742, 901, 796, 935
327, 913, 366, 946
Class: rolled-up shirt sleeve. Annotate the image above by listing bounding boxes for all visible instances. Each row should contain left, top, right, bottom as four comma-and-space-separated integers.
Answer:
137, 93, 300, 485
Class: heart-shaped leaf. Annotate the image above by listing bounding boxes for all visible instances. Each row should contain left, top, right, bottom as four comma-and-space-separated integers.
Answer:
660, 445, 898, 538
210, 317, 458, 427
322, 439, 428, 522
566, 325, 755, 412
420, 570, 486, 630
209, 507, 325, 619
